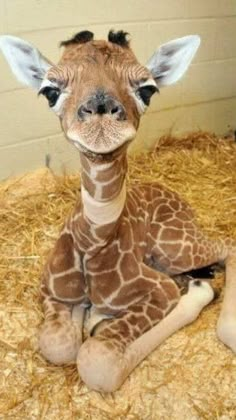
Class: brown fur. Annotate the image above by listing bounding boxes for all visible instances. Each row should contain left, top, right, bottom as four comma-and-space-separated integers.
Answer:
31, 32, 236, 391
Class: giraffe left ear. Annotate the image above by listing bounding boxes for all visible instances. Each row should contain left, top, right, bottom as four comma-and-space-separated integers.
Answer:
146, 35, 200, 87
0, 35, 52, 90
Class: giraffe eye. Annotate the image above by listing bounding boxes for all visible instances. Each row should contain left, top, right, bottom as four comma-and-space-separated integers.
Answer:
39, 86, 61, 107
137, 85, 158, 106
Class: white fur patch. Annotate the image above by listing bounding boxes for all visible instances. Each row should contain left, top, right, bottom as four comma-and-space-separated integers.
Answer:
81, 183, 126, 225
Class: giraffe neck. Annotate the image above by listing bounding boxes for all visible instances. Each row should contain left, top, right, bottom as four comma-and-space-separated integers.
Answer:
79, 151, 127, 225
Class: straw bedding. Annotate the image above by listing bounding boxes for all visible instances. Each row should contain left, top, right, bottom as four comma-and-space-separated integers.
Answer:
0, 132, 236, 419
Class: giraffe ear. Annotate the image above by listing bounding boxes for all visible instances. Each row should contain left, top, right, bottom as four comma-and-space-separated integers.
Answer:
146, 35, 200, 87
0, 35, 52, 90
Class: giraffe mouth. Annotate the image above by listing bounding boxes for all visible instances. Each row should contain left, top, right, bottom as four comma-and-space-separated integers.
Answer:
75, 141, 130, 162
67, 116, 136, 155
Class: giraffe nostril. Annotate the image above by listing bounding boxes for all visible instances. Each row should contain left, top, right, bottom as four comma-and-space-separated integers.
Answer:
78, 96, 126, 121
111, 106, 119, 114
112, 104, 126, 121
78, 105, 93, 121
83, 107, 93, 114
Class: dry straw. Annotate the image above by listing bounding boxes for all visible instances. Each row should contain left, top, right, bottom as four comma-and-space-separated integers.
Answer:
0, 132, 236, 419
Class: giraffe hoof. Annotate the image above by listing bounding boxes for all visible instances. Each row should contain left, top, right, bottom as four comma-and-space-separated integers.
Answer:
193, 280, 221, 302
188, 279, 214, 306
77, 338, 124, 392
178, 279, 214, 324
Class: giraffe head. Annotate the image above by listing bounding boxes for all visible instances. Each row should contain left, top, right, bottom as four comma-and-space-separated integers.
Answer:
0, 30, 200, 158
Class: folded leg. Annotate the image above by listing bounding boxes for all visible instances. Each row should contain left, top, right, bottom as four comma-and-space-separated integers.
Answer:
39, 294, 85, 364
39, 232, 87, 364
77, 278, 214, 392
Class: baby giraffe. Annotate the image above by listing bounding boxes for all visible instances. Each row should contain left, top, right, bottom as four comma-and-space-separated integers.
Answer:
1, 30, 236, 392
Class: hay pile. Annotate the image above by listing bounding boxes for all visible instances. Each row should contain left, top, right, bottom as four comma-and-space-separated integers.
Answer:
0, 132, 236, 419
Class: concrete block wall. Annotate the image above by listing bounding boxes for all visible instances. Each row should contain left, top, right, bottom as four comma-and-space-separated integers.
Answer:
0, 0, 236, 179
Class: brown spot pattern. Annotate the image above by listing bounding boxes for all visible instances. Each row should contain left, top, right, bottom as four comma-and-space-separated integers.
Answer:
40, 36, 226, 357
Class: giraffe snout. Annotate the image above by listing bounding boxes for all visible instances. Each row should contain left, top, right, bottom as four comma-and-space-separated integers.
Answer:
78, 91, 126, 122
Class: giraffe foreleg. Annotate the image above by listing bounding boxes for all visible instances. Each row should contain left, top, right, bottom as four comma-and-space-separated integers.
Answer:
39, 231, 87, 364
77, 279, 214, 392
39, 296, 85, 365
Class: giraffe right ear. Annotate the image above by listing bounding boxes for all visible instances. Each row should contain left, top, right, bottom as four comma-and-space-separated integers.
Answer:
146, 35, 200, 87
0, 35, 52, 90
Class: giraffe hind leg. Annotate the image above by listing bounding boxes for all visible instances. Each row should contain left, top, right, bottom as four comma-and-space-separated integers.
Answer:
149, 252, 222, 296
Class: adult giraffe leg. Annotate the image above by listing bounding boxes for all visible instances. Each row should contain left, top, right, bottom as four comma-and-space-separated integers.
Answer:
217, 240, 236, 352
77, 277, 214, 392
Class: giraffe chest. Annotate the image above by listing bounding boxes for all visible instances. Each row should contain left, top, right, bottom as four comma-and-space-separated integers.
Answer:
83, 217, 150, 310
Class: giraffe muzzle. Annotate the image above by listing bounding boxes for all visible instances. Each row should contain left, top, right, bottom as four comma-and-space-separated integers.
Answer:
77, 91, 126, 122
67, 90, 136, 154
